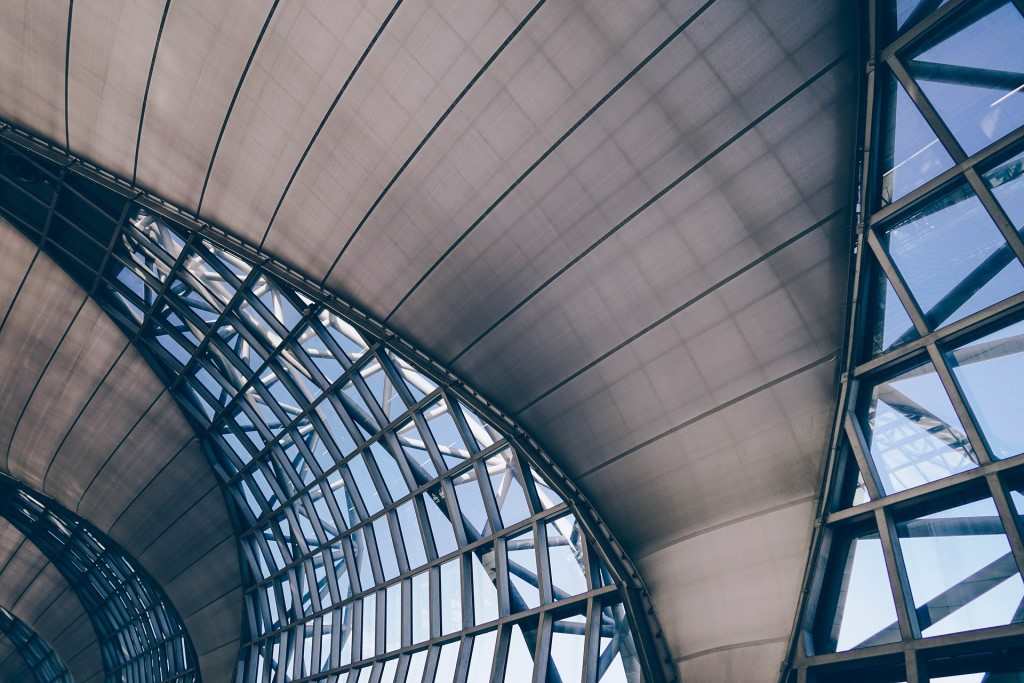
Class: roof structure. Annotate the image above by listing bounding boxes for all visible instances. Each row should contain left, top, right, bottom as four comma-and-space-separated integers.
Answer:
1, 0, 964, 681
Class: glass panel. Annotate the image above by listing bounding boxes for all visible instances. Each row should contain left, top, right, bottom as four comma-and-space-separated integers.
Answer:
546, 516, 587, 600
386, 583, 401, 653
882, 184, 1024, 330
434, 641, 460, 682
407, 649, 429, 683
396, 501, 427, 569
893, 0, 951, 34
485, 450, 531, 528
897, 497, 1024, 637
907, 1, 1024, 155
453, 466, 489, 540
597, 603, 642, 683
504, 624, 535, 682
424, 490, 458, 558
985, 147, 1024, 229
471, 546, 499, 625
947, 319, 1024, 458
440, 559, 462, 636
549, 614, 586, 683
862, 361, 977, 494
467, 630, 498, 682
880, 74, 954, 204
932, 674, 1024, 683
507, 528, 540, 610
815, 527, 900, 652
411, 572, 430, 645
425, 400, 470, 468
871, 263, 920, 354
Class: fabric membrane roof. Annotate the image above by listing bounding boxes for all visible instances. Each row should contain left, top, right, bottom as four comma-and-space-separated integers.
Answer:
0, 0, 857, 680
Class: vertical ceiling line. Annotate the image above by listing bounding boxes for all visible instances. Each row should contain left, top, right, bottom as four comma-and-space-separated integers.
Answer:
131, 0, 172, 187
63, 0, 73, 152
514, 208, 846, 415
196, 0, 281, 216
18, 195, 136, 493
0, 160, 71, 475
256, 0, 407, 253
4, 289, 91, 483
449, 54, 848, 366
579, 350, 840, 480
316, 0, 548, 284
382, 0, 721, 324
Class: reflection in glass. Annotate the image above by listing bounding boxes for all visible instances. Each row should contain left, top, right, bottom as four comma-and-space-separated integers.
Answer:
883, 184, 1024, 329
985, 147, 1024, 229
880, 75, 954, 204
907, 2, 1024, 155
508, 528, 541, 609
871, 261, 920, 354
897, 497, 1024, 637
948, 319, 1024, 458
550, 614, 587, 683
815, 527, 900, 652
862, 361, 977, 493
547, 515, 588, 600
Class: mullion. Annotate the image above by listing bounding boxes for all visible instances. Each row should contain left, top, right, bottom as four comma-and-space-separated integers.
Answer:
241, 503, 570, 646
865, 227, 931, 336
264, 586, 619, 683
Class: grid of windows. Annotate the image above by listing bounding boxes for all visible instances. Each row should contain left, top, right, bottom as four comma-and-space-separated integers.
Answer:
0, 476, 198, 683
786, 1, 1024, 681
0, 122, 663, 681
0, 606, 74, 683
108, 213, 643, 683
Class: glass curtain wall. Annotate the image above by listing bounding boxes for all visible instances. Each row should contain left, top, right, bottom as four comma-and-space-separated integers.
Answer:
0, 607, 74, 683
0, 476, 199, 683
0, 125, 657, 682
786, 1, 1024, 681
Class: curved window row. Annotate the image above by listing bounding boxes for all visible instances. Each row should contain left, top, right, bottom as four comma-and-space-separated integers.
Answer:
0, 476, 199, 683
0, 129, 655, 681
107, 214, 642, 683
0, 606, 73, 683
788, 1, 1024, 681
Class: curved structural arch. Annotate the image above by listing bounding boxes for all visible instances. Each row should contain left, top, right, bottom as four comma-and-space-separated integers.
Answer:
0, 606, 74, 683
0, 474, 200, 683
0, 120, 673, 682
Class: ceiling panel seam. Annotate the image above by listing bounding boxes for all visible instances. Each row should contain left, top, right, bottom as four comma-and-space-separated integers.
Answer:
580, 350, 838, 479
313, 0, 547, 275
381, 0, 721, 323
131, 0, 171, 186
515, 207, 845, 414
196, 0, 281, 215
449, 53, 849, 366
256, 0, 405, 251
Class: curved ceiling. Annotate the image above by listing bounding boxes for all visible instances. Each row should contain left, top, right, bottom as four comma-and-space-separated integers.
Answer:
0, 218, 241, 682
0, 0, 857, 680
0, 517, 101, 682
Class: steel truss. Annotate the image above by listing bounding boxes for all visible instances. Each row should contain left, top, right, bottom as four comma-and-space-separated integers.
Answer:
0, 606, 73, 683
0, 114, 672, 682
0, 475, 199, 683
783, 0, 1024, 681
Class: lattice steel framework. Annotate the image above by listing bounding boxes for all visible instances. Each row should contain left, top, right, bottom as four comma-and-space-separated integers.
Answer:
784, 1, 1024, 681
0, 116, 669, 682
0, 476, 198, 683
0, 606, 74, 683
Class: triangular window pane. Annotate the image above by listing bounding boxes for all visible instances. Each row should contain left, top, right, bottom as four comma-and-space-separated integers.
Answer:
884, 184, 1024, 330
880, 76, 954, 204
863, 360, 977, 494
909, 2, 1024, 155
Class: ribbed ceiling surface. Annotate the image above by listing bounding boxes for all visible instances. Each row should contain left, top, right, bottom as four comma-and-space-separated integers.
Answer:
0, 219, 241, 682
0, 1, 856, 680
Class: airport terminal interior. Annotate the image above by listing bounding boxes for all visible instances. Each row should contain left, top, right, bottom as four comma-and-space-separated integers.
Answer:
0, 0, 1023, 681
